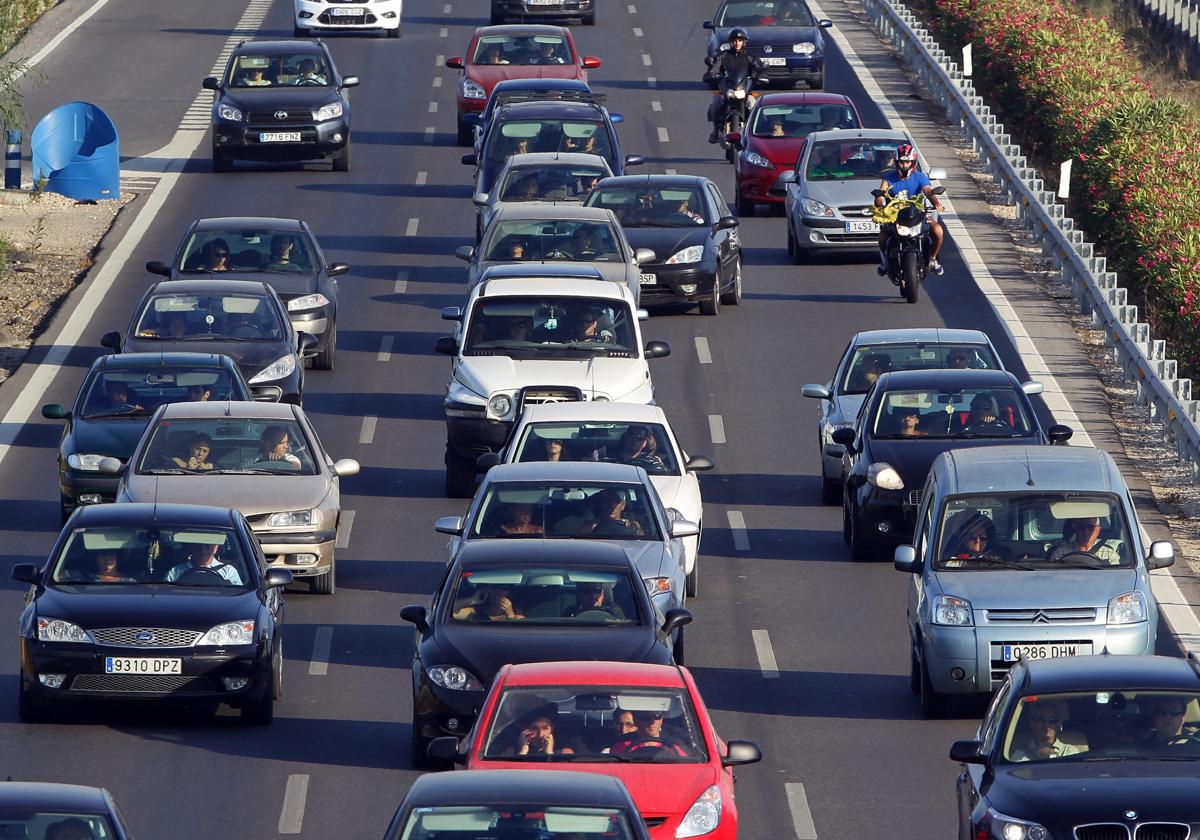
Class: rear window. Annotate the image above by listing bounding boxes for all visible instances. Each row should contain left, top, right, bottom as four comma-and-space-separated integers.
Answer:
840, 343, 999, 394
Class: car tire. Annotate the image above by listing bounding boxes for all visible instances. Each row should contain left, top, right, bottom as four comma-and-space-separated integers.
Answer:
919, 651, 950, 719
17, 677, 50, 723
582, 11, 596, 24
312, 324, 336, 371
810, 74, 824, 90
698, 273, 721, 316
333, 141, 352, 173
410, 726, 433, 769
456, 120, 474, 147
821, 475, 840, 506
735, 188, 754, 217
685, 558, 699, 597
212, 145, 232, 173
445, 446, 476, 498
786, 220, 797, 257
294, 25, 308, 37
673, 627, 685, 666
59, 496, 72, 526
720, 257, 742, 305
909, 645, 921, 694
310, 562, 336, 595
842, 497, 852, 545
386, 24, 401, 38
273, 638, 284, 701
849, 510, 873, 562
240, 649, 277, 725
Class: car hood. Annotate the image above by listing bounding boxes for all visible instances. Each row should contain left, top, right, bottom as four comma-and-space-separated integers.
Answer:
746, 134, 809, 166
68, 417, 153, 460
34, 585, 259, 631
621, 228, 709, 265
647, 474, 687, 511
713, 25, 824, 47
222, 88, 335, 112
122, 474, 330, 517
171, 270, 319, 300
986, 762, 1200, 824
936, 569, 1137, 610
867, 437, 1037, 490
803, 177, 884, 209
457, 356, 649, 402
468, 65, 585, 92
123, 337, 291, 380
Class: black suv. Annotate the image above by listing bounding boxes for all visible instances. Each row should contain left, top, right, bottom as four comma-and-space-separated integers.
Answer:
203, 39, 359, 172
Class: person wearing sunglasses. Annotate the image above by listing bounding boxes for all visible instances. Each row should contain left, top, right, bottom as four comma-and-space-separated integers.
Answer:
1140, 697, 1200, 752
610, 709, 689, 757
1010, 701, 1080, 761
942, 510, 1011, 568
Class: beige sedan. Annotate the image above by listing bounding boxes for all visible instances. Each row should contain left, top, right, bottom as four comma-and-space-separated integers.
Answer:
112, 401, 358, 594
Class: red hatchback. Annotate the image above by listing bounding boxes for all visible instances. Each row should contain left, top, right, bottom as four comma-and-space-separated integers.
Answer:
446, 25, 600, 145
431, 661, 762, 840
730, 92, 860, 216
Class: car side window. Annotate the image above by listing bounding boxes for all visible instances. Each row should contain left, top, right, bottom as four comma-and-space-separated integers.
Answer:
705, 184, 725, 218
980, 678, 1013, 752
914, 484, 935, 563
831, 340, 854, 394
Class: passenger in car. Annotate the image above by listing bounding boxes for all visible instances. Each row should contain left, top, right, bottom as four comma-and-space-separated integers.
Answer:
453, 583, 524, 621
942, 510, 1011, 567
91, 550, 135, 584
514, 707, 574, 756
895, 408, 928, 437
171, 432, 214, 471
1010, 701, 1081, 761
495, 503, 544, 536
45, 818, 96, 840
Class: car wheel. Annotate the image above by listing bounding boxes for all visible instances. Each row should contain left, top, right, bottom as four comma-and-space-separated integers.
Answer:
673, 627, 685, 666
720, 257, 742, 305
685, 558, 699, 597
59, 496, 72, 526
735, 188, 754, 217
456, 120, 473, 147
386, 24, 401, 38
810, 73, 825, 90
240, 653, 276, 725
410, 726, 433, 769
212, 144, 232, 173
821, 475, 841, 506
310, 562, 336, 595
919, 650, 950, 719
312, 324, 336, 371
786, 220, 797, 257
293, 25, 307, 37
274, 638, 284, 700
445, 446, 476, 498
698, 273, 721, 316
333, 141, 352, 173
909, 645, 921, 694
582, 11, 596, 24
791, 226, 810, 264
849, 511, 874, 562
17, 676, 50, 723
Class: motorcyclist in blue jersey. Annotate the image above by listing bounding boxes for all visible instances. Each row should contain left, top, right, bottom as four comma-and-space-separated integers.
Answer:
874, 142, 945, 275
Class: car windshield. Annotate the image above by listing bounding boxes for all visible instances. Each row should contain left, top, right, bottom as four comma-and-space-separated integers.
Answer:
499, 165, 607, 203
471, 33, 573, 66
464, 296, 637, 357
446, 565, 642, 625
716, 0, 816, 26
471, 482, 662, 541
0, 813, 116, 839
81, 368, 245, 418
228, 52, 330, 87
481, 685, 709, 763
135, 417, 318, 475
398, 805, 637, 840
869, 387, 1033, 439
806, 139, 901, 181
933, 493, 1134, 571
178, 230, 316, 275
1000, 691, 1200, 763
49, 525, 250, 588
133, 293, 284, 342
586, 186, 708, 228
750, 103, 858, 137
483, 220, 622, 262
514, 422, 680, 476
486, 120, 614, 166
841, 343, 999, 394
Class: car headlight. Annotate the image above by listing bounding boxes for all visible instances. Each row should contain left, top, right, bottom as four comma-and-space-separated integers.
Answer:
267, 509, 323, 528
933, 595, 973, 626
676, 785, 721, 838
793, 41, 816, 54
287, 293, 330, 312
984, 808, 1047, 840
218, 103, 243, 122
1107, 590, 1147, 625
198, 620, 256, 646
314, 102, 343, 122
867, 462, 904, 490
461, 79, 486, 100
37, 618, 94, 643
666, 245, 705, 265
895, 223, 922, 237
427, 665, 484, 691
800, 196, 833, 217
249, 354, 297, 384
644, 577, 673, 596
745, 151, 773, 169
487, 393, 513, 419
66, 453, 109, 471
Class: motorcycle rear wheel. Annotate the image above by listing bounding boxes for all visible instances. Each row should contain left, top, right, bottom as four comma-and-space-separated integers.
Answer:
901, 250, 921, 304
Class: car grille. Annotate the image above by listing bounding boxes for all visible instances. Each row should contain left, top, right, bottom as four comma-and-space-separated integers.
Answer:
1137, 826, 1190, 840
318, 11, 379, 24
90, 627, 202, 648
248, 110, 314, 125
327, 0, 368, 4
839, 204, 876, 217
517, 386, 584, 408
1077, 827, 1130, 840
985, 607, 1098, 623
70, 674, 216, 695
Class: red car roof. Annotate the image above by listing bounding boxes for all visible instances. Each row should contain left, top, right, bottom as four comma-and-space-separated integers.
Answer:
755, 91, 856, 107
503, 661, 687, 688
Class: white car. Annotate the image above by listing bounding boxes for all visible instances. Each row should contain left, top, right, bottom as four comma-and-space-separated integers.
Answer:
488, 401, 712, 596
434, 268, 671, 498
294, 0, 402, 38
472, 151, 613, 242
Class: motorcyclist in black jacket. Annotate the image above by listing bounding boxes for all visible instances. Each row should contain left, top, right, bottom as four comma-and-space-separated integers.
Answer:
704, 28, 765, 144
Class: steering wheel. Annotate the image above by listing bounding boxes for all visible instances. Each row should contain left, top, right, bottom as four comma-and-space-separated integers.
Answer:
175, 567, 227, 584
591, 519, 640, 537
574, 248, 598, 260
294, 77, 324, 86
623, 737, 685, 757
545, 247, 573, 259
572, 608, 615, 620
1052, 550, 1103, 565
962, 419, 1011, 434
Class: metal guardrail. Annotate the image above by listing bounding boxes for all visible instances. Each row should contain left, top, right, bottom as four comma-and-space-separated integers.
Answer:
860, 0, 1200, 479
1130, 0, 1200, 53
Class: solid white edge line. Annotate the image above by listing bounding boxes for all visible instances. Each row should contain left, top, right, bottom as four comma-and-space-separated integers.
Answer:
727, 510, 750, 551
751, 629, 780, 678
336, 510, 355, 549
695, 336, 712, 364
278, 774, 310, 835
359, 415, 377, 445
309, 626, 333, 676
708, 414, 726, 445
16, 0, 116, 79
406, 218, 420, 237
377, 335, 394, 362
785, 783, 819, 840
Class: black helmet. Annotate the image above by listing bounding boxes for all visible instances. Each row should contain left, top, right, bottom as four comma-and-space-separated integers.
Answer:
728, 27, 749, 45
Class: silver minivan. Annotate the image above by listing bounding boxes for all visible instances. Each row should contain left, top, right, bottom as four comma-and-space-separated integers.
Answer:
894, 445, 1175, 717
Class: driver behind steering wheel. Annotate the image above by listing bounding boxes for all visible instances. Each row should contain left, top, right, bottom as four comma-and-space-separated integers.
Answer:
165, 541, 242, 585
959, 393, 1010, 433
1048, 517, 1123, 565
611, 710, 689, 756
564, 581, 625, 619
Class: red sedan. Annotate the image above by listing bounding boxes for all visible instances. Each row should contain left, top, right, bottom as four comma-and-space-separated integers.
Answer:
432, 661, 762, 840
730, 92, 860, 216
446, 25, 601, 145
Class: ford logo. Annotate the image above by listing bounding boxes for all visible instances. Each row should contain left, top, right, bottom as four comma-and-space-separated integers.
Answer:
274, 111, 289, 120
135, 631, 154, 643
762, 45, 773, 53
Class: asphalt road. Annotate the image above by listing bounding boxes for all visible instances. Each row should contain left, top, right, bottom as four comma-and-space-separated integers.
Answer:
1, 0, 1196, 837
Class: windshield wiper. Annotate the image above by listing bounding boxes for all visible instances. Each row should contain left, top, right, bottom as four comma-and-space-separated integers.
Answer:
942, 555, 1037, 571
141, 468, 189, 475
204, 468, 278, 475
1051, 555, 1109, 569
538, 342, 611, 354
83, 407, 151, 419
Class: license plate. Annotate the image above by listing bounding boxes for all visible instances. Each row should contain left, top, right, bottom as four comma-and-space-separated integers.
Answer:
105, 657, 182, 674
330, 7, 365, 14
639, 273, 656, 286
259, 132, 301, 143
1000, 643, 1092, 662
844, 220, 879, 232
761, 57, 787, 66
529, 0, 561, 5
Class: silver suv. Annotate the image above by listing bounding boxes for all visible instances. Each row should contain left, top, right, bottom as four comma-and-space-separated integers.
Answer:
895, 445, 1175, 718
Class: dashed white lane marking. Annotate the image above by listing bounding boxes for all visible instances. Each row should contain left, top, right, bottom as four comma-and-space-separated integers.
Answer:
377, 335, 394, 362
657, 126, 670, 143
695, 337, 712, 364
727, 510, 750, 551
439, 26, 448, 37
641, 53, 653, 66
633, 26, 643, 36
435, 54, 445, 66
443, 3, 452, 12
336, 510, 355, 550
651, 100, 662, 112
785, 783, 819, 840
359, 415, 378, 445
424, 126, 435, 143
708, 414, 726, 444
751, 629, 780, 678
665, 168, 677, 176
278, 774, 310, 835
309, 627, 333, 676
646, 76, 657, 88
628, 3, 637, 11
395, 270, 409, 294
429, 101, 439, 113
416, 171, 428, 185
433, 76, 443, 88
406, 218, 420, 237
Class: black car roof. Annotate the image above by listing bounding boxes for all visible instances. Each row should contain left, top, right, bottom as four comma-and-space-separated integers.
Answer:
147, 278, 272, 295
874, 368, 1020, 389
192, 217, 305, 232
455, 540, 632, 568
0, 782, 110, 811
70, 502, 239, 529
497, 100, 608, 120
593, 174, 710, 190
492, 78, 589, 92
1018, 654, 1200, 694
404, 770, 630, 808
95, 352, 232, 370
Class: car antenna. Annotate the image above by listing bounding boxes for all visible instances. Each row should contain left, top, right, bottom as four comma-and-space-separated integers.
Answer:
1023, 451, 1035, 487
224, 395, 232, 417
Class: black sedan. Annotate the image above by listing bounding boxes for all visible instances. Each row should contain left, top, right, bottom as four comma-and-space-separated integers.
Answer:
101, 278, 315, 404
14, 503, 291, 724
146, 217, 348, 370
42, 351, 255, 523
203, 39, 359, 172
838, 368, 1072, 561
400, 539, 691, 767
585, 174, 743, 315
703, 0, 833, 88
0, 782, 134, 839
950, 654, 1200, 840
383, 771, 649, 840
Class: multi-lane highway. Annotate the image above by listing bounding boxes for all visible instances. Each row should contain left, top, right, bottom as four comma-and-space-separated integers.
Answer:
2, 0, 1198, 837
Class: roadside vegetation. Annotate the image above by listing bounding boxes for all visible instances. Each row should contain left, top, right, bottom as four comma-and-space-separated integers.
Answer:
0, 0, 53, 131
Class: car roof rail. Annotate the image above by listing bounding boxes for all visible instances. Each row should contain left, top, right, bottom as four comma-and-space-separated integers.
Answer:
494, 89, 607, 108
1188, 651, 1200, 679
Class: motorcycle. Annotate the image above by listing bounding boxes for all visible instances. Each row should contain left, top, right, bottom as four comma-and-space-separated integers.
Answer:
706, 60, 767, 162
870, 184, 946, 304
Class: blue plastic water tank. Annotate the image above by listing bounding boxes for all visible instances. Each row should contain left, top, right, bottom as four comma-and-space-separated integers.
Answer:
31, 101, 120, 200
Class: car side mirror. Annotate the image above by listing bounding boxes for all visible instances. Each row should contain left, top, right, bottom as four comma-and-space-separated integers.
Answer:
662, 607, 693, 636
778, 170, 797, 184
100, 331, 122, 351
427, 736, 466, 763
445, 56, 464, 69
264, 568, 294, 589
636, 309, 649, 322
703, 19, 714, 28
41, 404, 68, 420
722, 740, 762, 767
623, 155, 645, 167
1021, 381, 1044, 395
333, 458, 360, 478
145, 260, 171, 277
341, 75, 360, 88
634, 248, 656, 265
949, 739, 985, 765
819, 18, 833, 27
609, 113, 624, 124
202, 76, 220, 91
434, 336, 459, 356
801, 384, 831, 400
643, 340, 670, 359
581, 56, 602, 69
455, 245, 476, 262
435, 516, 464, 536
1148, 541, 1175, 569
670, 519, 700, 539
297, 332, 318, 357
400, 604, 430, 633
928, 167, 947, 180
717, 216, 739, 230
893, 545, 917, 572
461, 153, 477, 166
11, 563, 39, 585
1047, 424, 1073, 445
476, 452, 501, 473
96, 456, 123, 475
441, 306, 463, 321
830, 427, 856, 449
685, 455, 714, 472
472, 192, 489, 207
327, 262, 350, 277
